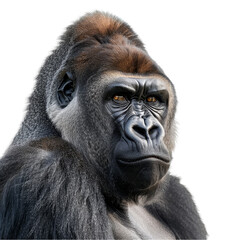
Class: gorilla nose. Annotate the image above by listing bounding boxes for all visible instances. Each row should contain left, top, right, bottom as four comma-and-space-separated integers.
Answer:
125, 116, 162, 142
133, 124, 159, 140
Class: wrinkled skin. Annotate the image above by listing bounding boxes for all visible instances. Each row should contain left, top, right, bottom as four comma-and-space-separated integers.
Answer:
51, 71, 174, 200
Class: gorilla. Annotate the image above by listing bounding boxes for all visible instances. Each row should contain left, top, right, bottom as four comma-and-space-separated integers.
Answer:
0, 12, 207, 239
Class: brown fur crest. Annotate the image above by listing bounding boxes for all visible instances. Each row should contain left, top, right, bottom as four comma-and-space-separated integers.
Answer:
73, 11, 145, 49
69, 11, 164, 79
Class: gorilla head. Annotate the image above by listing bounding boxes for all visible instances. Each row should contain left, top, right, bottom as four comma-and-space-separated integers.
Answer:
46, 12, 177, 201
1, 11, 207, 240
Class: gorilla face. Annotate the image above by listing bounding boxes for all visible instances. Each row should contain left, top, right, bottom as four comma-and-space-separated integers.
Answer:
103, 75, 171, 197
48, 70, 175, 200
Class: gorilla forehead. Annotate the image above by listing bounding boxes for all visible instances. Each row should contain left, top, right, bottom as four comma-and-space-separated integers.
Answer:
70, 40, 163, 82
80, 71, 172, 96
102, 75, 169, 95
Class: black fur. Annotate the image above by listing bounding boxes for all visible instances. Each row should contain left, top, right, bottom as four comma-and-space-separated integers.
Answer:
0, 138, 112, 239
146, 176, 207, 239
0, 12, 207, 239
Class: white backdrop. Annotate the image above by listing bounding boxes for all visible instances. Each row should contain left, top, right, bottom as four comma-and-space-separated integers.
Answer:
0, 1, 239, 239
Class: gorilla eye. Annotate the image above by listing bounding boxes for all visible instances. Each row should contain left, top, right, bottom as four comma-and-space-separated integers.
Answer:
113, 95, 127, 102
57, 71, 75, 108
146, 96, 157, 102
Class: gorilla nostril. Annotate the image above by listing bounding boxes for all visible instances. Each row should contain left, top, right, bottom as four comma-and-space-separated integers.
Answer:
149, 126, 159, 138
133, 125, 146, 138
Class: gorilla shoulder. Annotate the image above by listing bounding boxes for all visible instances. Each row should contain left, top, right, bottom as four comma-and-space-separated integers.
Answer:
0, 138, 112, 239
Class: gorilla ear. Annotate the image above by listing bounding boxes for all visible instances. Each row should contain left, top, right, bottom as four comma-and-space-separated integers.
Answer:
57, 71, 75, 108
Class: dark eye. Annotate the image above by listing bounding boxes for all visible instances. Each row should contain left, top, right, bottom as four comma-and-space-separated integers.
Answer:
113, 95, 127, 102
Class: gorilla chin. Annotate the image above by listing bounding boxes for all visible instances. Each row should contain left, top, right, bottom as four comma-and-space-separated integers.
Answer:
112, 152, 171, 199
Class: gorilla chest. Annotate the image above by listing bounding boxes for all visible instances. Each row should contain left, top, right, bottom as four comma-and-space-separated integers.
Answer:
110, 205, 175, 239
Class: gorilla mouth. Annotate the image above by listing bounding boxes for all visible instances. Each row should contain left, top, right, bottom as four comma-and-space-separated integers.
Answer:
114, 154, 170, 195
117, 155, 170, 165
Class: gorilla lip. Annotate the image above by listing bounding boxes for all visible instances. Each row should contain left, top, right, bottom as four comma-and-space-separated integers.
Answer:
117, 155, 170, 165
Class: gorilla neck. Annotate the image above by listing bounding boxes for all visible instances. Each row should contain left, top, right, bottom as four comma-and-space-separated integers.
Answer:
103, 175, 159, 213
